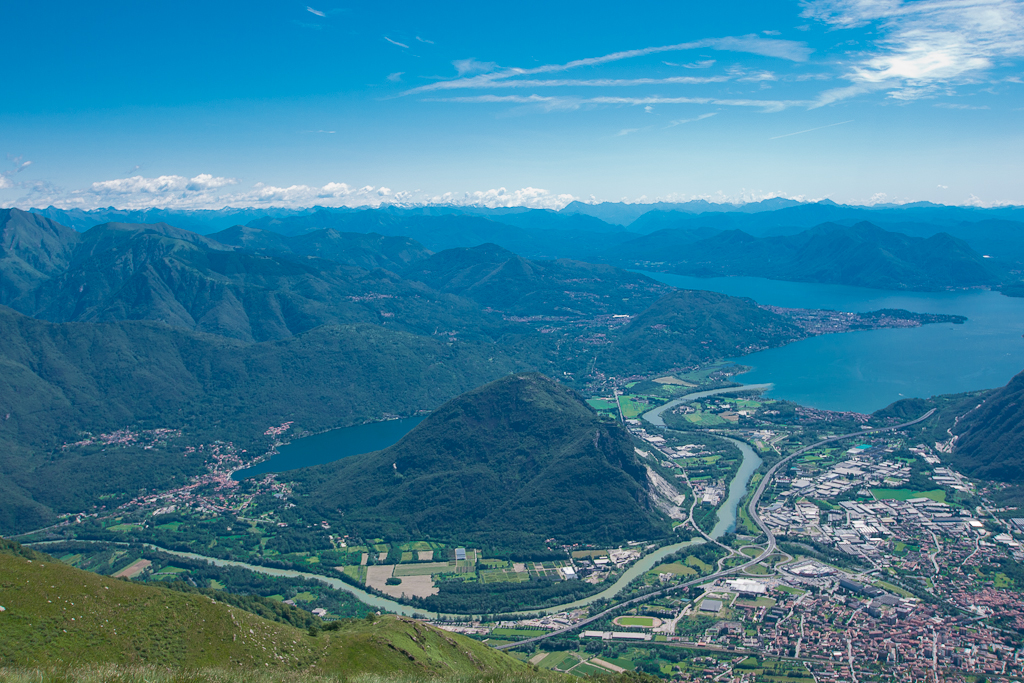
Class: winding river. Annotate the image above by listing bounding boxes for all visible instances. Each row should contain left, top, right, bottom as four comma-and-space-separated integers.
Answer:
641, 387, 766, 538
138, 389, 768, 618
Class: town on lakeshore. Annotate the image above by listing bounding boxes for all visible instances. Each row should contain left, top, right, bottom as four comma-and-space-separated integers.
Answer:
16, 358, 1024, 683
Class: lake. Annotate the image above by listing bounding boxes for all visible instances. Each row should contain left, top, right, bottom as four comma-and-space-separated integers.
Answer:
641, 272, 1024, 413
232, 416, 425, 480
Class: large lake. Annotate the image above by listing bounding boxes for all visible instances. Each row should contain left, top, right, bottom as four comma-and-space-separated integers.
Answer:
642, 272, 1024, 414
233, 416, 425, 480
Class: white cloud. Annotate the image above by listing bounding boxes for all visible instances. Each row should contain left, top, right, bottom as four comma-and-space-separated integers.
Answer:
452, 58, 499, 76
385, 37, 409, 49
387, 72, 404, 82
615, 128, 640, 136
429, 187, 577, 210
769, 119, 854, 139
667, 112, 718, 126
0, 156, 33, 189
56, 174, 240, 209
421, 75, 731, 90
934, 101, 989, 109
88, 174, 237, 196
803, 0, 1024, 103
667, 59, 717, 69
430, 94, 811, 113
186, 174, 236, 191
401, 35, 812, 96
306, 6, 325, 17
317, 182, 354, 198
416, 36, 434, 44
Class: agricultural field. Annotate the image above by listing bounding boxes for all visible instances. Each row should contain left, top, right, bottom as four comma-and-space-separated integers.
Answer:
614, 616, 659, 628
871, 488, 946, 503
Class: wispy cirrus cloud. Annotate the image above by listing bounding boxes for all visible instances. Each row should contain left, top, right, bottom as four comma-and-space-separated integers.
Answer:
452, 58, 499, 76
384, 37, 409, 49
667, 112, 718, 126
306, 6, 325, 17
1, 156, 34, 190
803, 0, 1024, 104
420, 75, 731, 90
428, 94, 811, 113
401, 34, 812, 96
664, 59, 717, 68
769, 119, 853, 139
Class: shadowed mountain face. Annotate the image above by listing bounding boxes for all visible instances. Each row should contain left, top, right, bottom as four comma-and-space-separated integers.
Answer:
952, 369, 1024, 482
290, 373, 668, 550
607, 222, 1001, 291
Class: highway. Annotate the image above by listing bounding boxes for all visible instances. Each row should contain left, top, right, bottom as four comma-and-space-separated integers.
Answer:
494, 408, 936, 651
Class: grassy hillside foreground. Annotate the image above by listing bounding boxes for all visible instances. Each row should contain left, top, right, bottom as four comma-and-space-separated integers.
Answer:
0, 542, 546, 679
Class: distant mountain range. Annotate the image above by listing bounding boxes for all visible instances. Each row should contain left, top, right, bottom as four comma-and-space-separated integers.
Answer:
22, 200, 1024, 294
606, 222, 1001, 291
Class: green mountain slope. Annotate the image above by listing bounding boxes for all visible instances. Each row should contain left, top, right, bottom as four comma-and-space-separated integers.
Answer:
290, 373, 668, 551
14, 222, 492, 343
600, 289, 803, 375
0, 540, 530, 676
951, 368, 1024, 482
0, 306, 519, 534
0, 209, 81, 305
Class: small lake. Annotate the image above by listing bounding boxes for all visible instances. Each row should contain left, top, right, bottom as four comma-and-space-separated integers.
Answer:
233, 416, 425, 480
641, 272, 1024, 413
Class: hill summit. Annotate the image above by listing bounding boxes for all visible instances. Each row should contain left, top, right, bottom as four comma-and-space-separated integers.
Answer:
291, 373, 670, 551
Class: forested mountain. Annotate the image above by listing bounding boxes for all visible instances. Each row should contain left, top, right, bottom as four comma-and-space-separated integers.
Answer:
289, 373, 669, 550
402, 243, 671, 316
0, 208, 81, 303
0, 306, 521, 532
607, 222, 1000, 291
601, 289, 803, 375
28, 205, 308, 234
246, 207, 640, 260
0, 540, 528, 675
209, 225, 431, 271
4, 220, 498, 343
952, 368, 1024, 482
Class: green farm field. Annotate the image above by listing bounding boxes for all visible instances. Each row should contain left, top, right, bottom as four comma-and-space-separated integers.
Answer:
871, 488, 946, 503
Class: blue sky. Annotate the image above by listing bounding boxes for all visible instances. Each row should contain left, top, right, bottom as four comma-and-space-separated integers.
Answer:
1, 0, 1022, 210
